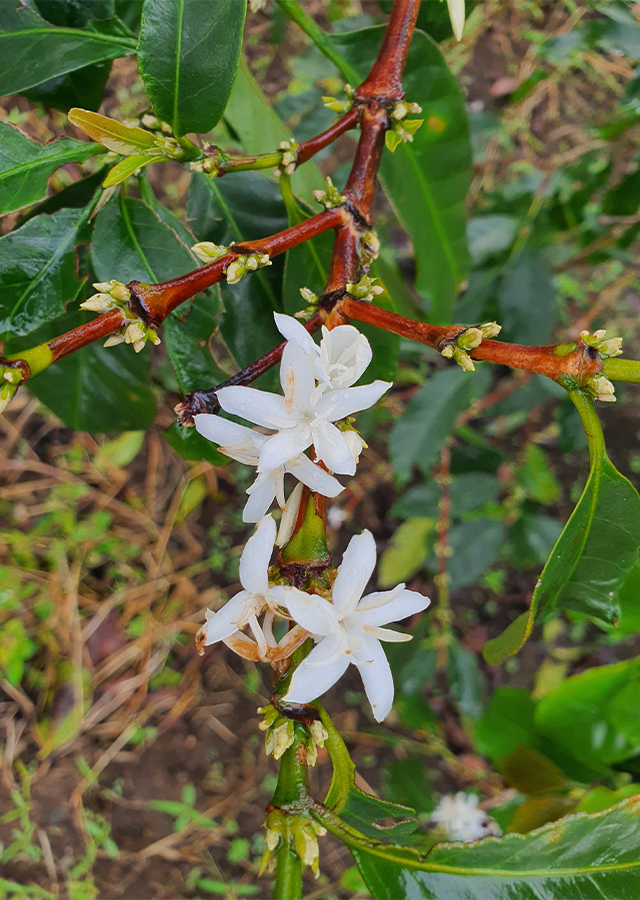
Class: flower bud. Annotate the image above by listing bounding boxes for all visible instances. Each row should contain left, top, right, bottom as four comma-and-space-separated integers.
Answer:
589, 375, 616, 402
191, 241, 228, 263
299, 287, 318, 305
80, 293, 113, 313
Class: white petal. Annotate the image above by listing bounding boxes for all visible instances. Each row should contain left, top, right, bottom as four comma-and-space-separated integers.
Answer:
243, 474, 277, 523
332, 530, 377, 615
198, 591, 252, 644
351, 632, 395, 722
316, 381, 392, 421
271, 585, 340, 636
274, 312, 318, 356
280, 341, 316, 410
313, 422, 357, 475
447, 0, 465, 41
276, 482, 304, 547
195, 415, 253, 446
217, 385, 289, 429
320, 326, 372, 387
284, 636, 350, 704
239, 515, 276, 594
257, 428, 311, 472
285, 454, 343, 498
356, 589, 431, 627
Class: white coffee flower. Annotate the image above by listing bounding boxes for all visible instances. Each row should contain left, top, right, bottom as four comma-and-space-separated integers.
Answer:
273, 530, 430, 722
431, 792, 501, 843
274, 313, 373, 393
216, 339, 390, 476
196, 516, 282, 659
194, 415, 343, 523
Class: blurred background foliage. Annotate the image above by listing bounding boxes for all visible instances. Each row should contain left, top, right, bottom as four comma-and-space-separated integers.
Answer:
3, 1, 640, 897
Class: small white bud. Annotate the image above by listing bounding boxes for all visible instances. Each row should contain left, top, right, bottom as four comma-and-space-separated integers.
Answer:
481, 321, 502, 338
124, 322, 146, 345
192, 242, 228, 263
226, 261, 246, 284
590, 375, 616, 402
93, 281, 114, 292
600, 337, 623, 357
391, 102, 408, 121
441, 345, 455, 359
103, 334, 125, 347
133, 340, 145, 353
245, 256, 259, 271
593, 329, 607, 341
457, 351, 476, 372
80, 293, 113, 313
299, 287, 317, 304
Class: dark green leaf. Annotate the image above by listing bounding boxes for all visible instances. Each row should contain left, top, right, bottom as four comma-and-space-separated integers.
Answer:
340, 788, 418, 841
0, 206, 92, 339
384, 757, 434, 815
390, 367, 491, 481
318, 799, 640, 899
447, 640, 485, 718
535, 658, 640, 768
328, 27, 472, 322
498, 249, 556, 345
187, 171, 288, 368
137, 0, 246, 136
163, 422, 226, 466
0, 123, 101, 215
34, 1, 116, 28
447, 518, 505, 589
475, 687, 539, 762
467, 215, 518, 265
6, 307, 155, 432
484, 395, 640, 664
616, 562, 640, 634
0, 4, 135, 95
23, 60, 112, 113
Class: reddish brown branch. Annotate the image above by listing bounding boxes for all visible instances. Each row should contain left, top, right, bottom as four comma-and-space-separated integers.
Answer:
49, 308, 126, 362
355, 0, 421, 100
339, 297, 603, 383
297, 107, 360, 164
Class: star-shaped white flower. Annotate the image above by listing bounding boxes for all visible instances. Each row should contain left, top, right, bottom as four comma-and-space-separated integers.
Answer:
273, 530, 430, 722
194, 415, 343, 523
196, 516, 283, 660
216, 339, 390, 477
274, 313, 372, 393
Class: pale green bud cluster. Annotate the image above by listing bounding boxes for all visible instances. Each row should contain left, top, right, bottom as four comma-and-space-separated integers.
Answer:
385, 101, 423, 152
294, 287, 319, 320
83, 281, 161, 353
191, 242, 229, 264
312, 177, 346, 210
440, 322, 501, 372
226, 253, 272, 285
258, 704, 328, 766
261, 809, 327, 878
140, 114, 172, 134
190, 151, 221, 177
346, 274, 384, 301
587, 374, 616, 403
322, 83, 354, 113
81, 279, 131, 314
276, 139, 299, 177
580, 328, 623, 359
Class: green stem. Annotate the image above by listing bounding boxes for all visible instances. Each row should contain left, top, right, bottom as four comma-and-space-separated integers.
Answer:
568, 389, 605, 466
273, 842, 303, 900
276, 0, 359, 83
603, 357, 640, 383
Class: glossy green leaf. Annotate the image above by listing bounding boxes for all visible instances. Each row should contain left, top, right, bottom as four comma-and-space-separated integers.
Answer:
317, 798, 640, 900
187, 171, 288, 369
535, 658, 640, 768
518, 444, 561, 505
0, 123, 102, 215
102, 154, 165, 187
378, 518, 433, 587
390, 367, 491, 481
384, 757, 434, 815
0, 206, 92, 339
474, 687, 539, 762
137, 0, 245, 137
0, 4, 136, 95
340, 788, 418, 841
484, 394, 640, 664
328, 27, 472, 322
616, 561, 640, 634
5, 307, 156, 432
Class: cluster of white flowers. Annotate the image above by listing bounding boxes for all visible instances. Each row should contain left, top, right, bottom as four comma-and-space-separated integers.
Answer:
195, 313, 389, 523
195, 315, 431, 720
431, 792, 501, 843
